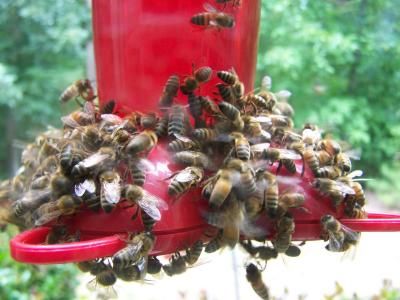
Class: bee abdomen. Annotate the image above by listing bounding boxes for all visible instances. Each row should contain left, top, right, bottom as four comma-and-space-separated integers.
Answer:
193, 128, 216, 141
190, 13, 210, 26
236, 144, 251, 161
130, 165, 145, 186
188, 93, 203, 119
185, 240, 203, 265
155, 114, 169, 138
282, 159, 296, 174
216, 83, 235, 103
217, 71, 236, 85
251, 282, 270, 300
141, 210, 156, 232
96, 270, 117, 286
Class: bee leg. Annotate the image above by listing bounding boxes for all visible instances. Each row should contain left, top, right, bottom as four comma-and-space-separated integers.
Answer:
74, 97, 84, 107
301, 156, 306, 177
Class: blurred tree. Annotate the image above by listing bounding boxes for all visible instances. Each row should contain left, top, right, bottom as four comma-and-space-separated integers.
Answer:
0, 0, 90, 178
257, 0, 400, 205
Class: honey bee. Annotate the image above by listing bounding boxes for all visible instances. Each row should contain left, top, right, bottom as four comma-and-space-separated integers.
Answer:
204, 194, 243, 248
168, 134, 201, 152
33, 195, 83, 226
316, 150, 334, 167
335, 152, 352, 174
252, 145, 301, 172
162, 252, 187, 276
205, 229, 225, 253
112, 232, 154, 271
200, 96, 221, 116
168, 105, 188, 136
61, 110, 95, 129
216, 83, 236, 104
273, 213, 295, 254
127, 158, 151, 187
194, 66, 213, 83
256, 170, 278, 218
218, 101, 244, 130
242, 116, 271, 144
206, 168, 240, 208
317, 139, 341, 156
320, 214, 360, 252
122, 184, 168, 224
278, 193, 305, 213
191, 4, 235, 29
71, 147, 116, 178
313, 178, 355, 208
217, 69, 238, 85
12, 189, 52, 217
78, 125, 103, 152
230, 132, 250, 161
303, 147, 320, 177
159, 75, 179, 108
87, 261, 117, 298
59, 79, 95, 103
147, 256, 163, 275
154, 113, 169, 138
184, 240, 204, 265
244, 94, 274, 112
245, 263, 270, 300
173, 151, 211, 169
188, 93, 203, 121
50, 172, 73, 198
45, 225, 68, 244
99, 170, 121, 213
125, 130, 158, 156
168, 166, 204, 198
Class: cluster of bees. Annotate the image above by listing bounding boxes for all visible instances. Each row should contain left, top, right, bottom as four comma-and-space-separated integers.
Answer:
0, 64, 367, 299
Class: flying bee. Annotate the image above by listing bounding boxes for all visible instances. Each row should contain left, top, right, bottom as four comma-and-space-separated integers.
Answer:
71, 147, 116, 178
317, 139, 341, 156
147, 256, 163, 275
313, 178, 355, 208
112, 232, 154, 271
12, 189, 52, 218
168, 105, 188, 136
33, 195, 83, 226
154, 113, 169, 138
168, 134, 201, 152
246, 263, 270, 300
184, 240, 204, 265
218, 101, 244, 130
159, 75, 179, 108
191, 4, 235, 29
59, 79, 95, 103
122, 184, 168, 226
168, 166, 204, 198
99, 170, 121, 213
173, 151, 211, 170
320, 214, 361, 252
162, 252, 187, 276
125, 130, 158, 156
273, 213, 295, 254
335, 152, 352, 174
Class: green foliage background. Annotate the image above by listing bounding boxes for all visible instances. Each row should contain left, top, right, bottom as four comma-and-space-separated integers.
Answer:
0, 0, 399, 299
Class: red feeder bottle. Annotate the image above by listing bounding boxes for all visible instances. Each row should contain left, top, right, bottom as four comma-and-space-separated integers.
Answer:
10, 0, 400, 265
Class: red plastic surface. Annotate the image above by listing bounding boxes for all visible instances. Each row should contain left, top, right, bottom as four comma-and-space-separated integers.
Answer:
92, 0, 261, 113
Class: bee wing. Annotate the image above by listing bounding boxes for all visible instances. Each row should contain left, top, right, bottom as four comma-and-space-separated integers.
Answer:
138, 191, 168, 221
74, 179, 96, 197
101, 114, 123, 125
327, 232, 344, 252
61, 115, 80, 128
175, 168, 198, 183
277, 149, 302, 160
83, 101, 96, 116
347, 170, 363, 179
102, 177, 121, 204
173, 133, 192, 143
80, 152, 110, 169
276, 175, 302, 186
203, 2, 218, 12
254, 116, 272, 125
261, 76, 272, 90
275, 90, 292, 101
86, 278, 98, 291
240, 218, 268, 239
250, 143, 270, 153
334, 181, 356, 195
345, 148, 361, 160
302, 128, 321, 143
341, 225, 361, 244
